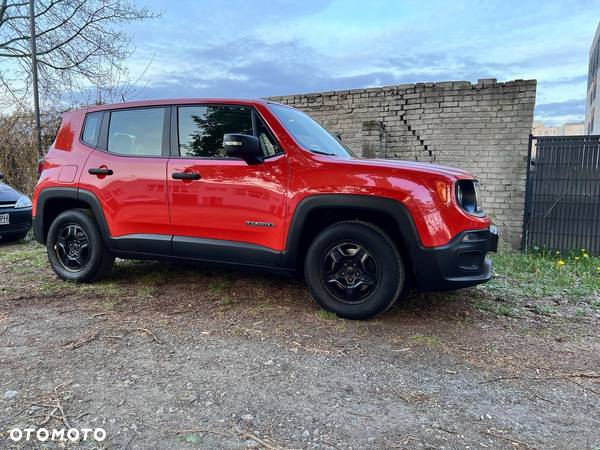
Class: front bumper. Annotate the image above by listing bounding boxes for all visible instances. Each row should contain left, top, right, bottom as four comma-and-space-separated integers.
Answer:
411, 225, 499, 291
0, 206, 32, 237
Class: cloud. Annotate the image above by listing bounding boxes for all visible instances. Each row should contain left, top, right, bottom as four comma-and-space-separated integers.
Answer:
98, 1, 598, 126
534, 99, 587, 125
537, 75, 589, 87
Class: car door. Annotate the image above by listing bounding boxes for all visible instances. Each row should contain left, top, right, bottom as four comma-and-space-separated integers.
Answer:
79, 106, 172, 254
167, 104, 288, 265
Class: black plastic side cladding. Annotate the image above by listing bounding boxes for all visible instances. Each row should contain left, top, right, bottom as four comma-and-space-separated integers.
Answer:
280, 194, 420, 269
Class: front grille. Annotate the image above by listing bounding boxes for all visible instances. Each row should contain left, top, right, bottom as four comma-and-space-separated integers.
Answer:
0, 202, 16, 208
0, 208, 32, 233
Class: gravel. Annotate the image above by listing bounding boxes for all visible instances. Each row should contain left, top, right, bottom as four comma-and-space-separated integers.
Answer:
0, 253, 598, 449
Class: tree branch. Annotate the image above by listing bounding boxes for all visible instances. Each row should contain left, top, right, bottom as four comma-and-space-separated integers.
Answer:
0, 0, 160, 106
0, 0, 8, 25
37, 3, 133, 56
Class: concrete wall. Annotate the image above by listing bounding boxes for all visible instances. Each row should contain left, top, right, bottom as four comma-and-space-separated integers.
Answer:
269, 78, 537, 248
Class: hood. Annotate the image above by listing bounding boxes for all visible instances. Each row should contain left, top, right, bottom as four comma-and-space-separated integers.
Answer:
345, 157, 473, 178
0, 181, 24, 203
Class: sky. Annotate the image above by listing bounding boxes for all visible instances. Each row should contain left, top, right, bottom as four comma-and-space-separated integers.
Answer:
118, 0, 600, 126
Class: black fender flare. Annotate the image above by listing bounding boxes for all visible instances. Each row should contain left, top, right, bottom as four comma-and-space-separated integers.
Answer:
33, 187, 111, 246
280, 194, 421, 268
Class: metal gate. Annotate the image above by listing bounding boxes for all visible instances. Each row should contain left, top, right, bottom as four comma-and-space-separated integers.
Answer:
522, 135, 600, 255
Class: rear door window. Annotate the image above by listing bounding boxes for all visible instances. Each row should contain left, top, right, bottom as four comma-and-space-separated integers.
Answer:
107, 108, 166, 156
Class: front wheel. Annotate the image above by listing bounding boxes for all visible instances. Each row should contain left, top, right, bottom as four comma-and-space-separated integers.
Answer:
304, 221, 404, 320
46, 209, 114, 282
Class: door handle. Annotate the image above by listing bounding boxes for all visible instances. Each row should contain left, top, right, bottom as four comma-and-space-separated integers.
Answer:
172, 172, 201, 180
88, 167, 113, 176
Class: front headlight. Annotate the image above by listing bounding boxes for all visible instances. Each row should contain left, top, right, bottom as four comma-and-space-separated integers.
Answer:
456, 180, 483, 215
15, 195, 32, 209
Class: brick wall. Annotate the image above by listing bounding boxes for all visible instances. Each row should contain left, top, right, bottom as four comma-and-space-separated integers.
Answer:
268, 78, 537, 248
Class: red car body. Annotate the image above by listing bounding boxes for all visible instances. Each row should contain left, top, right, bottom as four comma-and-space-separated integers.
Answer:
33, 98, 498, 294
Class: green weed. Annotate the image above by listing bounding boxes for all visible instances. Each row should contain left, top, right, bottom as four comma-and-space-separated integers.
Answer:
409, 334, 441, 347
317, 309, 338, 320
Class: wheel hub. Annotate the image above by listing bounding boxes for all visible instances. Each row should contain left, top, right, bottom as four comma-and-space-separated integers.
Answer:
322, 242, 379, 303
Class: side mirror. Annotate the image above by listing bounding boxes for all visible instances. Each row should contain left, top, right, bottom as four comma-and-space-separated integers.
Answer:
224, 134, 262, 163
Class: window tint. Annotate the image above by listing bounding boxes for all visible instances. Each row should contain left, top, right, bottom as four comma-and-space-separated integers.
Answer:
107, 108, 165, 156
82, 112, 103, 147
178, 105, 253, 157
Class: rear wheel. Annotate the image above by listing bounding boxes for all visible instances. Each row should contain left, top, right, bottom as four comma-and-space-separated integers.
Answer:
304, 221, 404, 320
46, 209, 114, 282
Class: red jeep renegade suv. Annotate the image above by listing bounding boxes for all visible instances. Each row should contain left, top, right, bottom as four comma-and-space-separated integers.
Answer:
33, 99, 498, 319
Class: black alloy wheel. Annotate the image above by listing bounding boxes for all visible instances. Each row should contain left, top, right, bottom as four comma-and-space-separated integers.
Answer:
321, 242, 380, 303
304, 221, 404, 320
46, 209, 114, 282
54, 223, 91, 272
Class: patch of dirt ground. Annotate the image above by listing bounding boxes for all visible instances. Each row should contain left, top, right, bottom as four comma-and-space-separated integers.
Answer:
0, 241, 599, 449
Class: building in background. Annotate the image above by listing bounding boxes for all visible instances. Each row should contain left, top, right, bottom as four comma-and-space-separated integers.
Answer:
585, 22, 600, 134
532, 122, 561, 136
563, 122, 585, 135
532, 122, 584, 136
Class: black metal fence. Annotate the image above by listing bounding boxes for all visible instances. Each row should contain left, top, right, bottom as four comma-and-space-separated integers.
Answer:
522, 135, 600, 256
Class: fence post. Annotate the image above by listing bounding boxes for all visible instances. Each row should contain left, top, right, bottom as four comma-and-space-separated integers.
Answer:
521, 134, 534, 252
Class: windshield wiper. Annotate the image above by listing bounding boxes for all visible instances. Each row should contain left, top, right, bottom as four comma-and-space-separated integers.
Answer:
310, 150, 336, 156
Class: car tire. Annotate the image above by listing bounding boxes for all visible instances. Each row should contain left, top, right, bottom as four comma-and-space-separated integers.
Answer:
0, 231, 29, 243
46, 209, 114, 282
304, 221, 404, 320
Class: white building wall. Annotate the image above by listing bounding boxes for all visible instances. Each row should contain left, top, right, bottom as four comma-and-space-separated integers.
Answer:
585, 23, 600, 134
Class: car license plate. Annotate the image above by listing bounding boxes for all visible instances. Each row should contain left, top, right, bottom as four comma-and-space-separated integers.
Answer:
0, 213, 9, 225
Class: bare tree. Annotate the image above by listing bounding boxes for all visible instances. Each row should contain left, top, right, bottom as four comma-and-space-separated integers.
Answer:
0, 0, 159, 107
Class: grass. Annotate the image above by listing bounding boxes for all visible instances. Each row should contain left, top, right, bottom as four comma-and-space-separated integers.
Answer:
317, 309, 338, 320
136, 284, 155, 298
2, 240, 599, 322
253, 301, 273, 310
0, 241, 46, 267
409, 334, 442, 347
472, 297, 519, 317
219, 297, 235, 306
77, 280, 125, 297
176, 433, 203, 445
100, 297, 119, 311
533, 304, 556, 316
208, 279, 228, 295
487, 248, 600, 300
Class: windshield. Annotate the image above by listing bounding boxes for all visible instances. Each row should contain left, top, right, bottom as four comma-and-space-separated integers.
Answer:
268, 103, 353, 157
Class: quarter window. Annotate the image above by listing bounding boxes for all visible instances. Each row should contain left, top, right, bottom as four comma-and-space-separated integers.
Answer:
82, 112, 103, 147
255, 114, 281, 157
107, 108, 165, 156
178, 105, 253, 158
